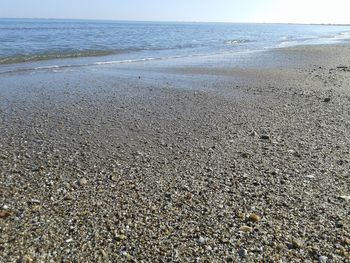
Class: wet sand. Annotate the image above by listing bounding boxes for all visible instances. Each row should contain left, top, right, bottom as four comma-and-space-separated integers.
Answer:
1, 45, 350, 262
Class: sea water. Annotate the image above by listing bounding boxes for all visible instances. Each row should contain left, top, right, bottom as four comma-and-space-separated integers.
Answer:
0, 19, 349, 74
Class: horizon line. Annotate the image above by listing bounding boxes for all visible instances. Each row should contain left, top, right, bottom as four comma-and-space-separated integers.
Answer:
1, 17, 350, 26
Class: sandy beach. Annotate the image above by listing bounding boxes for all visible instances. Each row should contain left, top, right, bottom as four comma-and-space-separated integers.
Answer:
1, 44, 350, 262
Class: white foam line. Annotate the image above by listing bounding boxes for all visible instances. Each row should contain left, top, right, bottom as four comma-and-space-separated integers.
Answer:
34, 65, 62, 70
93, 57, 159, 65
0, 50, 259, 75
0, 55, 187, 75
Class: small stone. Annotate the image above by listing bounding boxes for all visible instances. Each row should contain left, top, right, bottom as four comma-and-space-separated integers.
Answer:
237, 212, 245, 219
250, 130, 258, 137
198, 236, 206, 245
110, 175, 119, 182
185, 192, 194, 200
337, 247, 349, 257
28, 199, 40, 205
238, 248, 247, 257
65, 238, 73, 243
339, 196, 350, 201
0, 210, 11, 219
78, 178, 88, 186
249, 213, 261, 222
291, 238, 303, 249
19, 255, 33, 263
31, 205, 41, 212
335, 243, 342, 249
239, 226, 253, 233
121, 251, 134, 261
241, 152, 250, 158
226, 257, 234, 262
64, 194, 73, 200
101, 249, 108, 258
319, 256, 328, 263
323, 97, 331, 102
343, 237, 350, 245
336, 65, 349, 70
260, 135, 270, 140
115, 234, 127, 241
305, 175, 315, 179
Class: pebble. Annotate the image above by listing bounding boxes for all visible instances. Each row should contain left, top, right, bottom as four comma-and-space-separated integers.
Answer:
78, 178, 88, 186
250, 130, 258, 137
110, 175, 119, 182
28, 199, 40, 205
185, 192, 194, 200
260, 135, 270, 140
339, 196, 350, 201
63, 192, 73, 200
0, 210, 11, 219
319, 256, 328, 263
121, 251, 134, 261
115, 234, 127, 241
238, 249, 248, 257
237, 212, 245, 219
239, 226, 253, 233
291, 238, 303, 249
226, 257, 234, 262
100, 249, 108, 258
198, 236, 206, 245
19, 255, 33, 263
305, 175, 315, 179
343, 237, 350, 245
249, 213, 261, 222
241, 152, 250, 158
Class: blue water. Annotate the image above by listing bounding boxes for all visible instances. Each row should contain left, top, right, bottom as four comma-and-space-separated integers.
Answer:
0, 19, 350, 72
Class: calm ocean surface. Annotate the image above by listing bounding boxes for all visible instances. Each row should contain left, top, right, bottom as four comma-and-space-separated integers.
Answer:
0, 19, 350, 73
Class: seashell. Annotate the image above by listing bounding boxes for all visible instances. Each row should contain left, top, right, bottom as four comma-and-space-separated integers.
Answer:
0, 210, 11, 219
249, 213, 261, 222
239, 226, 253, 233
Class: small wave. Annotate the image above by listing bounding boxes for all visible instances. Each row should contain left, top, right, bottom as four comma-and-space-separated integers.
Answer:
0, 50, 118, 65
281, 36, 290, 40
93, 57, 159, 65
93, 54, 201, 65
330, 32, 350, 41
0, 64, 86, 75
0, 54, 201, 75
0, 45, 201, 66
277, 40, 299, 48
224, 39, 251, 45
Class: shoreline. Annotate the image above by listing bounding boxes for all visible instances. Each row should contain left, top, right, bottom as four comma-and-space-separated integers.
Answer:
1, 43, 350, 262
1, 31, 350, 75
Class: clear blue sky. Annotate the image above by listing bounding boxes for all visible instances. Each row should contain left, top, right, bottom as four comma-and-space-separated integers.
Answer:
1, 0, 350, 24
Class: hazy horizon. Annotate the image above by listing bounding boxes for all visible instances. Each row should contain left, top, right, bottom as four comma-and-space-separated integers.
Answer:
1, 0, 350, 25
1, 17, 350, 26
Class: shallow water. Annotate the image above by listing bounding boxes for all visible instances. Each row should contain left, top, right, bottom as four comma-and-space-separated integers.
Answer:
0, 19, 350, 74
